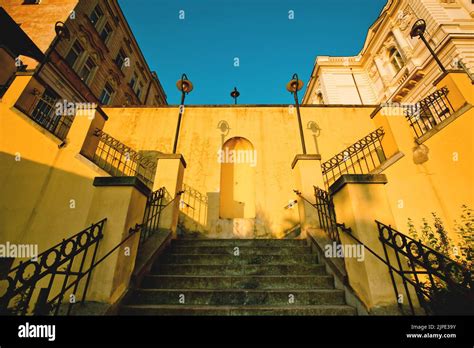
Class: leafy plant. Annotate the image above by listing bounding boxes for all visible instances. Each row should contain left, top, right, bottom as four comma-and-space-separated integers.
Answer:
405, 207, 473, 314
452, 205, 474, 269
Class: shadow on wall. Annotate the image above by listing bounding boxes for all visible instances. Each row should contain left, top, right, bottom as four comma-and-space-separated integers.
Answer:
177, 183, 210, 237
177, 185, 301, 239
0, 151, 97, 255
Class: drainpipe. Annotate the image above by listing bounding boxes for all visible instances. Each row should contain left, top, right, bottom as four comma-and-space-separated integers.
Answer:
350, 68, 364, 105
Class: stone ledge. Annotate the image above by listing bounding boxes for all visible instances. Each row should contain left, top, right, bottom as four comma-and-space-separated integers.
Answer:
291, 154, 322, 169
371, 151, 405, 174
433, 69, 468, 86
157, 153, 187, 168
93, 176, 151, 197
329, 174, 388, 196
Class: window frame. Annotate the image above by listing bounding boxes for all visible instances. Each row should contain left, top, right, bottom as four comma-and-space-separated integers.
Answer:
65, 40, 85, 70
115, 49, 127, 69
99, 83, 115, 105
99, 22, 113, 44
78, 57, 97, 85
389, 47, 404, 75
89, 5, 104, 28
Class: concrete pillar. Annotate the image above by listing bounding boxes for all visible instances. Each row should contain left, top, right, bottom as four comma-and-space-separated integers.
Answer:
76, 108, 107, 160
85, 176, 150, 304
153, 154, 186, 236
329, 174, 417, 314
434, 71, 474, 111
292, 154, 325, 236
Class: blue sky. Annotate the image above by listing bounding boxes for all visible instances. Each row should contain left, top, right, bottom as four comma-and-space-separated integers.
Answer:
119, 0, 387, 105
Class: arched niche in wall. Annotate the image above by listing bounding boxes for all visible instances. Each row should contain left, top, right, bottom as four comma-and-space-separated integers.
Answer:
219, 137, 256, 219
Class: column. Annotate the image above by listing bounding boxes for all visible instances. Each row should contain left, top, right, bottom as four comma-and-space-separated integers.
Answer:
330, 174, 420, 314
292, 154, 325, 236
85, 176, 150, 304
152, 154, 186, 236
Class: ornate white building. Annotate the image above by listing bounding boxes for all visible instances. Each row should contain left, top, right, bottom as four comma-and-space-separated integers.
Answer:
303, 0, 474, 105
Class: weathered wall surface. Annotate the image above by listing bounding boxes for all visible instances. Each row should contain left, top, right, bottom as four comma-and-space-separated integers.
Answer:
101, 105, 377, 237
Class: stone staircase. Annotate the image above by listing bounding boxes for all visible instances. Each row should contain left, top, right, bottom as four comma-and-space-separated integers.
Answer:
120, 239, 356, 315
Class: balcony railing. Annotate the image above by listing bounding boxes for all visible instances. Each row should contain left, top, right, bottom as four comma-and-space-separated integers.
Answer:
405, 87, 455, 139
92, 130, 156, 188
321, 128, 386, 188
29, 90, 73, 140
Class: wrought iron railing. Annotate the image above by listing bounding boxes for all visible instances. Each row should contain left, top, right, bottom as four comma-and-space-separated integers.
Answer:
0, 219, 107, 315
314, 187, 342, 244
92, 129, 157, 188
376, 221, 473, 315
294, 187, 349, 245
297, 184, 472, 315
29, 89, 74, 140
321, 128, 386, 188
139, 187, 166, 245
0, 219, 149, 316
405, 87, 455, 139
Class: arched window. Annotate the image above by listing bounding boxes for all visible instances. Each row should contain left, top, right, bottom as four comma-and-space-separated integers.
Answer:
389, 47, 404, 74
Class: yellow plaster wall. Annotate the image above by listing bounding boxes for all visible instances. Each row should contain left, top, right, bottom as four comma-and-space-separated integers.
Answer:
0, 77, 108, 251
372, 73, 474, 243
101, 105, 377, 237
380, 107, 474, 238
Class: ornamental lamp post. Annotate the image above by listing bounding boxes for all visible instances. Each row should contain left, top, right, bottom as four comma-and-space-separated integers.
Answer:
286, 73, 306, 154
173, 73, 193, 154
410, 19, 447, 73
230, 87, 240, 104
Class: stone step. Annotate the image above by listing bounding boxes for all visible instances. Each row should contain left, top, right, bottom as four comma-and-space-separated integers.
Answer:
120, 304, 356, 316
124, 289, 346, 306
158, 254, 319, 265
141, 275, 334, 290
172, 239, 307, 247
169, 246, 312, 255
152, 263, 326, 276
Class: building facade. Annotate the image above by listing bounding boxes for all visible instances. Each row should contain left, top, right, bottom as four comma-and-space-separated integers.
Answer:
0, 0, 167, 111
303, 0, 474, 105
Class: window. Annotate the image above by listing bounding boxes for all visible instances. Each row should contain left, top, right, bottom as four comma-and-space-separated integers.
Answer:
136, 83, 144, 99
79, 58, 96, 84
99, 83, 114, 105
90, 5, 103, 27
100, 22, 113, 43
115, 49, 126, 69
389, 47, 404, 74
130, 72, 138, 89
65, 41, 84, 69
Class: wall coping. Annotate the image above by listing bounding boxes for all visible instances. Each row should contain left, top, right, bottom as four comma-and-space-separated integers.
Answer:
103, 104, 379, 109
291, 154, 322, 169
329, 174, 388, 196
433, 69, 469, 86
93, 176, 151, 196
157, 153, 187, 168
